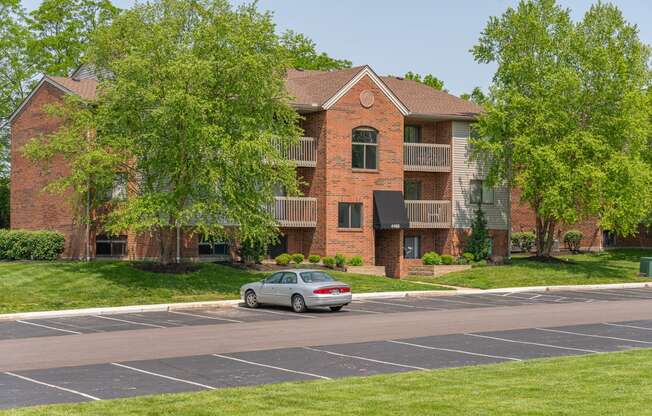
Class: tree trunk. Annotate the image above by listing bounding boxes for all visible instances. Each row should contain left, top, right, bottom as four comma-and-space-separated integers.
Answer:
158, 227, 176, 265
535, 215, 557, 257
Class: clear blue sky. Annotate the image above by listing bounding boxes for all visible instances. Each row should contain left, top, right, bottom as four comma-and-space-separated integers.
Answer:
20, 0, 652, 96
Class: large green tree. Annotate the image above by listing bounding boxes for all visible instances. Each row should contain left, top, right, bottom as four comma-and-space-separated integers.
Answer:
472, 0, 652, 257
27, 0, 119, 76
24, 0, 302, 263
281, 30, 351, 71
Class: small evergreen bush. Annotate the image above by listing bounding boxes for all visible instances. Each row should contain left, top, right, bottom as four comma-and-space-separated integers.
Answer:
441, 254, 454, 265
563, 230, 583, 253
291, 253, 304, 264
512, 231, 535, 252
347, 256, 363, 266
322, 256, 336, 268
466, 207, 490, 260
421, 251, 442, 265
308, 254, 321, 264
275, 253, 291, 266
334, 253, 346, 268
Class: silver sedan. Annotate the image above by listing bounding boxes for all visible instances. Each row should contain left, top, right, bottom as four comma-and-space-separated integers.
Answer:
240, 269, 352, 313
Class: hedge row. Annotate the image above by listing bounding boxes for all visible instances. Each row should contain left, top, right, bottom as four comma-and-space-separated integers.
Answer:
0, 230, 65, 260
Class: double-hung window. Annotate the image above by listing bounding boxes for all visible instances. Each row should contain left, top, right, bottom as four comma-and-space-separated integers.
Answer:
198, 236, 230, 256
404, 125, 421, 143
338, 202, 362, 229
404, 179, 421, 200
95, 234, 127, 257
352, 127, 378, 170
470, 180, 494, 205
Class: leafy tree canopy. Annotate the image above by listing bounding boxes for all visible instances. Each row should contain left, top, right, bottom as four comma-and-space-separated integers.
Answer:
24, 0, 302, 263
403, 71, 445, 91
281, 30, 351, 71
472, 0, 652, 256
460, 87, 488, 105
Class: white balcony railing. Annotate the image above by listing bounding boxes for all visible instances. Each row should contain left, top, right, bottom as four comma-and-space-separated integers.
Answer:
403, 143, 451, 172
276, 137, 316, 167
270, 196, 317, 227
404, 200, 451, 228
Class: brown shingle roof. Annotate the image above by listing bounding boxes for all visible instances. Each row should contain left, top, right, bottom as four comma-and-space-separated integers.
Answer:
381, 76, 483, 118
47, 76, 98, 101
37, 65, 482, 119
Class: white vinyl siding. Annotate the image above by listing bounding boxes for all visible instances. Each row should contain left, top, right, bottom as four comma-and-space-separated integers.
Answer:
451, 121, 508, 229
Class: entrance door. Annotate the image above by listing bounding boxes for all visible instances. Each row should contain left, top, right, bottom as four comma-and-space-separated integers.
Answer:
404, 236, 420, 259
268, 235, 288, 258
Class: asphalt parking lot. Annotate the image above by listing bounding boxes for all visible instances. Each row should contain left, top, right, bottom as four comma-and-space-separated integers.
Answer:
3, 287, 652, 341
3, 318, 652, 409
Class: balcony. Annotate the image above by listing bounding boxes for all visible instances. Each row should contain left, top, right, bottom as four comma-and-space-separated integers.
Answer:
403, 143, 451, 172
276, 137, 316, 167
270, 196, 317, 227
404, 200, 451, 228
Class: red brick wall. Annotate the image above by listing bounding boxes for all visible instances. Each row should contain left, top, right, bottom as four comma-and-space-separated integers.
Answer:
323, 75, 404, 264
611, 225, 652, 248
10, 83, 86, 258
511, 188, 603, 250
375, 229, 404, 278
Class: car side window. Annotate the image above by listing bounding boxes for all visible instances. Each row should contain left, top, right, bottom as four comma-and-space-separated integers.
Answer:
265, 272, 284, 284
281, 273, 297, 284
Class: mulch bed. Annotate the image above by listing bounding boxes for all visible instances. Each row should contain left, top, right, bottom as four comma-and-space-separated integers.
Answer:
520, 255, 577, 265
132, 262, 202, 274
217, 261, 344, 272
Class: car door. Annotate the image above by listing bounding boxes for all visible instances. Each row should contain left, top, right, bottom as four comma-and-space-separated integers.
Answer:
277, 272, 299, 306
259, 272, 283, 304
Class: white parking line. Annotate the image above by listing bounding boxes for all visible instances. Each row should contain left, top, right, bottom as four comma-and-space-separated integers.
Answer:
168, 310, 243, 323
388, 340, 522, 361
211, 354, 331, 380
465, 333, 599, 353
4, 372, 101, 401
16, 320, 82, 335
92, 315, 167, 328
343, 307, 383, 314
534, 327, 652, 344
568, 290, 634, 300
111, 362, 216, 390
235, 307, 317, 319
418, 296, 502, 307
604, 322, 652, 331
360, 299, 443, 310
302, 346, 426, 370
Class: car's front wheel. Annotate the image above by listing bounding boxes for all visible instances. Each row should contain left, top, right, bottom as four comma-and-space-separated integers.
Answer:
292, 294, 307, 313
329, 306, 343, 312
245, 290, 259, 308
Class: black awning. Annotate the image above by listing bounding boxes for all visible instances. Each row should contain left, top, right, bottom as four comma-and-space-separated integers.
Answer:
373, 190, 410, 230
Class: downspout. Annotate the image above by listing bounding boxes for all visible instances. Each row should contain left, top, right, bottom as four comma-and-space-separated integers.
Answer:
176, 222, 181, 264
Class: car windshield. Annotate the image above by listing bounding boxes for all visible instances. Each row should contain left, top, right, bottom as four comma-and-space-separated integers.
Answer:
300, 271, 335, 283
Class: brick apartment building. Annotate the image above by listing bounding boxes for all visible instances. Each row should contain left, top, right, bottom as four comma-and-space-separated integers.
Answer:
9, 64, 509, 277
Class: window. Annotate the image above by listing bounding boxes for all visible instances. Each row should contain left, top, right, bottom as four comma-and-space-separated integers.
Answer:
281, 272, 298, 284
352, 127, 378, 170
300, 271, 335, 283
265, 272, 284, 284
95, 234, 127, 257
404, 125, 421, 143
404, 236, 420, 259
103, 173, 127, 201
404, 179, 421, 200
198, 236, 229, 256
338, 202, 362, 229
470, 180, 494, 205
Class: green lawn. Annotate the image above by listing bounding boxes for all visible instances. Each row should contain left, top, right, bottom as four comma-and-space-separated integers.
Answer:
405, 248, 652, 289
0, 261, 443, 314
5, 349, 652, 415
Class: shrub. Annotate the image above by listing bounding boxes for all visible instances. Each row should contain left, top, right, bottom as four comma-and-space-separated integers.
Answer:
291, 253, 304, 265
421, 251, 442, 265
308, 254, 321, 264
512, 231, 535, 252
334, 253, 346, 268
441, 254, 454, 265
239, 238, 266, 265
0, 229, 65, 260
275, 253, 291, 266
347, 256, 363, 266
466, 207, 490, 260
462, 252, 475, 262
563, 230, 583, 253
322, 256, 336, 268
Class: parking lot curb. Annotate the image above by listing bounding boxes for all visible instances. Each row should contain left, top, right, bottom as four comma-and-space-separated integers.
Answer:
1, 281, 651, 321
